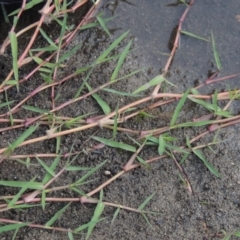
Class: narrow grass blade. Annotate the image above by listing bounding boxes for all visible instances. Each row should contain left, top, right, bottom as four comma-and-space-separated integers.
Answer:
0, 223, 29, 233
141, 213, 154, 230
9, 0, 43, 16
86, 202, 105, 239
165, 143, 189, 154
59, 44, 81, 63
3, 80, 18, 86
113, 104, 119, 139
188, 96, 215, 111
0, 100, 15, 109
146, 136, 158, 145
158, 135, 166, 155
110, 40, 132, 81
0, 180, 43, 189
74, 160, 107, 184
103, 88, 141, 97
127, 134, 141, 147
234, 231, 240, 237
41, 190, 46, 210
85, 82, 111, 115
133, 74, 165, 94
68, 231, 74, 240
185, 135, 191, 149
97, 15, 111, 37
138, 192, 156, 211
92, 136, 136, 152
193, 149, 220, 177
170, 88, 190, 126
36, 157, 55, 177
212, 90, 218, 112
138, 111, 155, 118
136, 156, 148, 166
179, 152, 189, 164
70, 186, 85, 196
111, 207, 120, 225
80, 16, 113, 30
96, 31, 129, 63
66, 166, 92, 171
8, 177, 37, 207
42, 155, 61, 185
4, 124, 38, 156
12, 227, 19, 240
74, 219, 105, 233
181, 30, 210, 42
45, 203, 71, 227
31, 46, 57, 52
56, 135, 61, 154
39, 28, 58, 49
9, 32, 19, 87
171, 120, 214, 129
211, 31, 221, 70
22, 105, 49, 114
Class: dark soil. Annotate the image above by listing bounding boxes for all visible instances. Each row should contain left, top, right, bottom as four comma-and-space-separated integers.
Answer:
1, 0, 240, 239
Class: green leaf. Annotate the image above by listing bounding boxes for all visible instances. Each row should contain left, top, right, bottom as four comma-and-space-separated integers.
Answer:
74, 218, 105, 233
41, 190, 46, 210
0, 100, 15, 109
0, 180, 43, 189
136, 156, 148, 166
103, 88, 141, 97
22, 105, 49, 114
211, 31, 221, 70
39, 28, 58, 49
171, 120, 214, 129
212, 90, 218, 112
9, 0, 43, 16
8, 177, 37, 207
92, 136, 136, 152
158, 135, 166, 155
58, 44, 81, 63
97, 15, 111, 37
0, 223, 29, 233
74, 160, 107, 185
68, 231, 74, 240
86, 202, 105, 239
188, 96, 216, 111
112, 104, 119, 139
185, 135, 191, 149
111, 207, 120, 225
138, 192, 156, 211
133, 74, 165, 94
42, 155, 61, 185
165, 143, 189, 154
181, 30, 210, 42
45, 203, 71, 227
96, 31, 129, 63
110, 40, 132, 81
36, 156, 55, 177
170, 89, 190, 126
3, 125, 38, 156
66, 166, 92, 171
141, 213, 154, 230
234, 230, 240, 237
179, 152, 189, 164
9, 32, 19, 88
193, 149, 221, 177
85, 82, 111, 115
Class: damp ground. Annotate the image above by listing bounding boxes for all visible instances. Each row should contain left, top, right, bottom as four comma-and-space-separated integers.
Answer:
0, 0, 240, 239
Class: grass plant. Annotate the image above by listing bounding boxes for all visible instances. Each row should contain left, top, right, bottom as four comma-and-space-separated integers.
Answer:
0, 0, 240, 239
